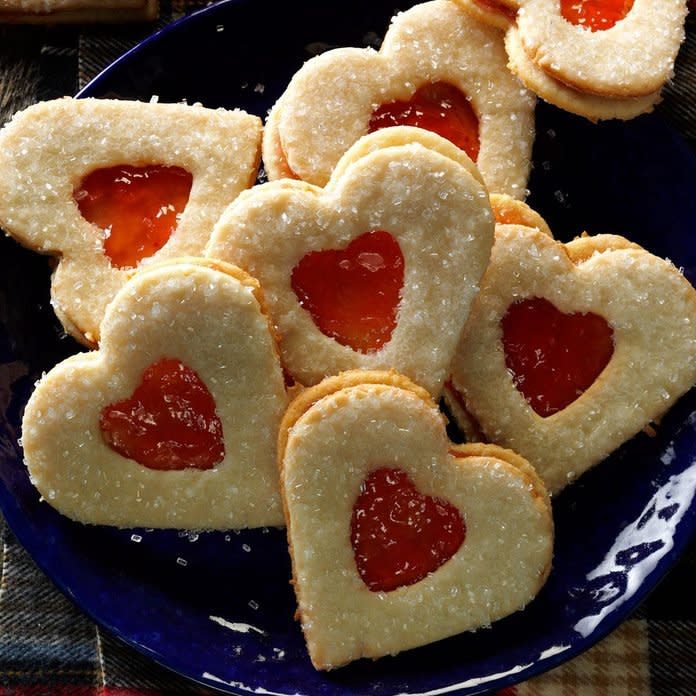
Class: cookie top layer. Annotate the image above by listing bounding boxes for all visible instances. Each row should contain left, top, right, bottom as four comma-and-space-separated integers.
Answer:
22, 258, 288, 529
268, 0, 535, 198
0, 97, 262, 344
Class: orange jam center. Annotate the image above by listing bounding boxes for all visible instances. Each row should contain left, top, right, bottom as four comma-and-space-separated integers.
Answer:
368, 82, 480, 162
560, 0, 634, 31
100, 357, 224, 471
351, 468, 466, 592
291, 230, 404, 353
502, 298, 614, 417
75, 164, 193, 269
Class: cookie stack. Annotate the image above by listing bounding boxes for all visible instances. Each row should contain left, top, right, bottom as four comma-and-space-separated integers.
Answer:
0, 0, 694, 673
456, 0, 689, 121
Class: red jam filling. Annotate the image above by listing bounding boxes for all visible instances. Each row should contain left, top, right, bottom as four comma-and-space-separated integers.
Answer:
75, 164, 193, 269
351, 467, 466, 592
560, 0, 634, 31
502, 297, 614, 417
368, 82, 480, 162
291, 230, 404, 353
100, 358, 224, 471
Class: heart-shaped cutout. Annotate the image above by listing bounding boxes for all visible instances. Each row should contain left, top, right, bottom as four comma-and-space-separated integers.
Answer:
291, 230, 404, 353
76, 164, 193, 269
560, 0, 634, 31
22, 259, 289, 529
280, 371, 553, 669
368, 82, 480, 162
450, 226, 696, 494
351, 467, 466, 592
100, 357, 224, 471
502, 297, 614, 417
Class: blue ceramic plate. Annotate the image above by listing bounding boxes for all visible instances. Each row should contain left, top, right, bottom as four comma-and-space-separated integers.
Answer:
1, 1, 695, 693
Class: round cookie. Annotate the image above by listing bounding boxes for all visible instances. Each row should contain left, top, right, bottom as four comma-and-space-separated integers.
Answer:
516, 0, 688, 98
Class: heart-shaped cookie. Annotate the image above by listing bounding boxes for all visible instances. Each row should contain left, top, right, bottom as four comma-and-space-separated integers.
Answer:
21, 258, 288, 529
515, 0, 688, 98
449, 226, 696, 494
207, 127, 494, 396
0, 98, 262, 345
279, 370, 553, 669
263, 0, 535, 198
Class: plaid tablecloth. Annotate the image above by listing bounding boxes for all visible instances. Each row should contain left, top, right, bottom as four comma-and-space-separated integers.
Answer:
0, 2, 695, 694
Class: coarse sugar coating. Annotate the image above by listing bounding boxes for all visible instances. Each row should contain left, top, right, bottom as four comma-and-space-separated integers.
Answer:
450, 226, 696, 494
0, 97, 262, 345
280, 376, 553, 670
268, 0, 535, 198
207, 128, 495, 397
505, 26, 662, 121
21, 258, 288, 529
516, 0, 688, 98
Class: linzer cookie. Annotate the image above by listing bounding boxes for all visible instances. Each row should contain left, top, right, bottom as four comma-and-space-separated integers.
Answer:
207, 127, 494, 397
21, 258, 288, 529
0, 98, 262, 345
280, 371, 553, 670
506, 0, 688, 120
264, 0, 535, 198
516, 0, 688, 98
449, 225, 696, 494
